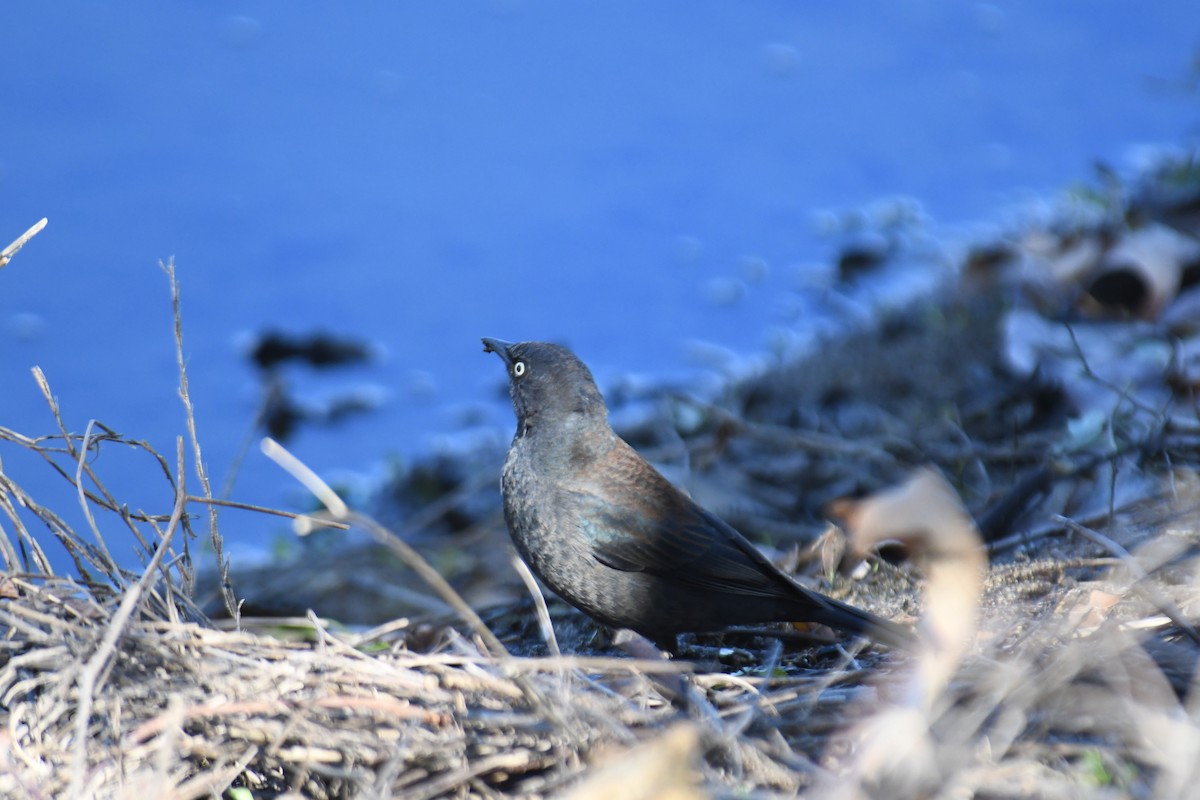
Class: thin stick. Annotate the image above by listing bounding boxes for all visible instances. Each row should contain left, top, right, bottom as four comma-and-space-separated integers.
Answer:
0, 471, 52, 573
184, 495, 350, 530
510, 554, 560, 657
162, 259, 233, 618
1063, 321, 1164, 418
260, 438, 348, 518
0, 217, 47, 271
73, 420, 122, 585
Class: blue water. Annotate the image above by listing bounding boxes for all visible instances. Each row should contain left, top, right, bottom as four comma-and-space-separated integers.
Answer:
1, 2, 1196, 570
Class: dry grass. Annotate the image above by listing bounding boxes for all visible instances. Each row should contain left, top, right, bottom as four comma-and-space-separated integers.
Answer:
4, 518, 1200, 799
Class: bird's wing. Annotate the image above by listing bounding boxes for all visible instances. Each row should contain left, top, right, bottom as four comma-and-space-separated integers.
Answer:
573, 489, 794, 598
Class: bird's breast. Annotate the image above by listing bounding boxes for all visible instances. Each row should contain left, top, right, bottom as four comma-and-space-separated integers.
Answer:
501, 440, 609, 589
500, 440, 555, 560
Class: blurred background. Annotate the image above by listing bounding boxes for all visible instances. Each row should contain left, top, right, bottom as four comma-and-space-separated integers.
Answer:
1, 2, 1197, 571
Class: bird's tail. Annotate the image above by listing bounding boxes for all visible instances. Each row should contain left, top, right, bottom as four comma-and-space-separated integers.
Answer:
807, 592, 915, 650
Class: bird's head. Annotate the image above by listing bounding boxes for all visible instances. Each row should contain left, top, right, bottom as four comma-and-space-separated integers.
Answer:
481, 338, 607, 436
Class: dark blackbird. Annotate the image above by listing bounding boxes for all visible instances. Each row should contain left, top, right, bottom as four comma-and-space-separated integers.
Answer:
482, 337, 911, 651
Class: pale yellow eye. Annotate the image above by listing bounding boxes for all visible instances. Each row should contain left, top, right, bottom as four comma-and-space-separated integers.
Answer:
513, 361, 527, 377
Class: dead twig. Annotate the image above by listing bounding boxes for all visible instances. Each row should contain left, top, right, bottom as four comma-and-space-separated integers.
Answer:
0, 217, 47, 271
162, 258, 227, 617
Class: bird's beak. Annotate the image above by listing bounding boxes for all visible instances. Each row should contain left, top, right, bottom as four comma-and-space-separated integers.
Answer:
481, 337, 516, 367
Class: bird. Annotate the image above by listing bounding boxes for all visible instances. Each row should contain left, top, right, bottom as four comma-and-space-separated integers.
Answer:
481, 337, 912, 652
